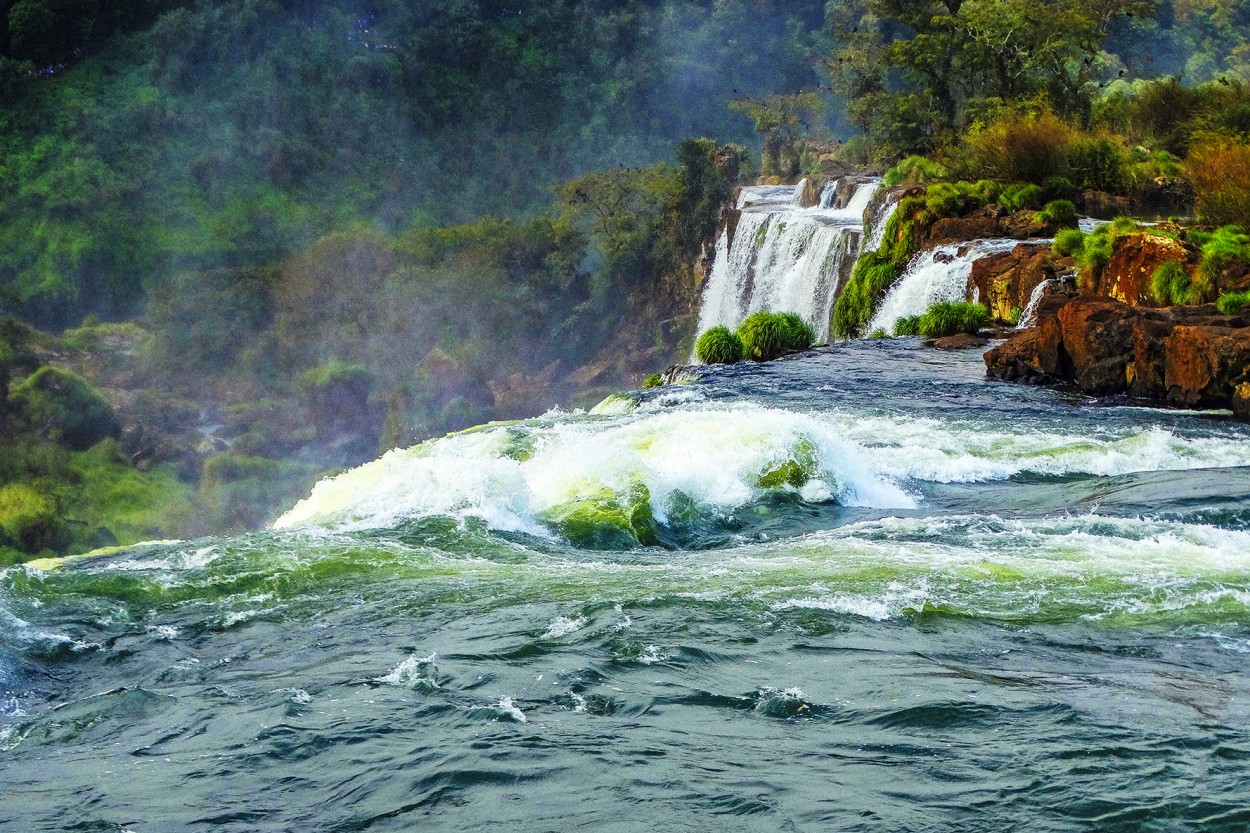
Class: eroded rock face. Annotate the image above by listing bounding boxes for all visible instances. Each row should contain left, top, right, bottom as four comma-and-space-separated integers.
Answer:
1095, 233, 1200, 306
987, 297, 1250, 416
969, 243, 1059, 321
925, 206, 1006, 248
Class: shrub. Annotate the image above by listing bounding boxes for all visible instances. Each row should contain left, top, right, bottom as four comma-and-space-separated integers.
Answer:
1042, 176, 1077, 200
1150, 261, 1193, 306
868, 328, 888, 339
642, 373, 663, 389
1038, 200, 1079, 228
1000, 183, 1044, 213
1217, 291, 1250, 314
775, 312, 816, 351
1006, 307, 1023, 326
1186, 139, 1250, 229
1195, 225, 1250, 302
10, 367, 120, 451
737, 312, 789, 361
916, 302, 989, 337
966, 109, 1074, 184
1066, 136, 1125, 192
893, 316, 921, 336
884, 155, 947, 186
695, 326, 744, 364
1052, 228, 1087, 257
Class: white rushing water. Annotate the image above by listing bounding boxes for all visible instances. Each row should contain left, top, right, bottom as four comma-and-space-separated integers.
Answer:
1016, 278, 1055, 329
867, 239, 1021, 335
696, 179, 881, 347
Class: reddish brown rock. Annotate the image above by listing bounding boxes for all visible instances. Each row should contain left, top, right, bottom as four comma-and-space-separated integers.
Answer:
1095, 233, 1200, 306
925, 206, 1006, 247
969, 243, 1056, 322
988, 297, 1250, 417
932, 333, 989, 350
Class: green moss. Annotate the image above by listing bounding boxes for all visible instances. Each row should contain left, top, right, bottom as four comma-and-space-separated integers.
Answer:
298, 359, 373, 391
695, 325, 744, 364
543, 483, 658, 549
1052, 228, 1087, 258
0, 482, 69, 558
642, 373, 663, 389
10, 367, 119, 451
1150, 261, 1193, 306
1006, 307, 1023, 326
884, 155, 947, 186
916, 302, 989, 337
756, 441, 817, 489
1217, 291, 1250, 314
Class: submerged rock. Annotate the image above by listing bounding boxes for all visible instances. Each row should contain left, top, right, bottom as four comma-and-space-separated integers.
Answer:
932, 333, 989, 350
987, 297, 1250, 415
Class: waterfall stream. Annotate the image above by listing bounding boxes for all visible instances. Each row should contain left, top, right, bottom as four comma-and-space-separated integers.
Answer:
696, 179, 880, 347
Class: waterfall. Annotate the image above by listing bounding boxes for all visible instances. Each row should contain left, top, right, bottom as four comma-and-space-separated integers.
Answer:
695, 179, 881, 351
862, 195, 899, 254
867, 239, 1020, 336
819, 180, 838, 209
1016, 279, 1054, 329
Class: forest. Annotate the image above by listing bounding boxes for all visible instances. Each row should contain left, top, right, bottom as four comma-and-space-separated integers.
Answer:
3, 0, 1250, 563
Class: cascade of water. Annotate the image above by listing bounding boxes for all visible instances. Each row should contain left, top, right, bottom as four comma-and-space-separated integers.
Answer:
863, 196, 899, 253
819, 180, 838, 209
1016, 279, 1054, 329
790, 178, 809, 206
867, 239, 1020, 335
694, 180, 882, 354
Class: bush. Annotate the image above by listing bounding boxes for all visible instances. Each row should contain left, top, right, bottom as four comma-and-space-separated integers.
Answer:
10, 367, 120, 450
1066, 136, 1125, 192
1038, 200, 1078, 228
884, 155, 947, 186
775, 312, 816, 351
1150, 261, 1193, 306
695, 325, 744, 364
1186, 139, 1250, 229
966, 109, 1074, 184
737, 312, 789, 362
1217, 291, 1250, 314
1052, 228, 1087, 257
1000, 183, 1044, 213
916, 302, 989, 337
1195, 225, 1250, 302
893, 316, 921, 336
642, 373, 663, 389
1042, 176, 1077, 200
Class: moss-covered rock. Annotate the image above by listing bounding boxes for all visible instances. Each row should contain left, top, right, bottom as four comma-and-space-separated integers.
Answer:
543, 483, 658, 549
0, 482, 70, 557
10, 367, 120, 450
755, 441, 817, 488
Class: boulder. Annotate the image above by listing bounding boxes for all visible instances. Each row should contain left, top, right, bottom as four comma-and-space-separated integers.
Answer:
925, 205, 1005, 248
932, 333, 989, 350
1056, 299, 1141, 394
969, 243, 1056, 322
1163, 326, 1250, 407
1095, 233, 1200, 306
984, 313, 1070, 384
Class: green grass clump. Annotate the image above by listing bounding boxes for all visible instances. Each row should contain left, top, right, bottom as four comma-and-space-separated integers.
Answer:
1073, 217, 1143, 287
916, 302, 989, 337
893, 316, 922, 336
1006, 306, 1023, 326
868, 328, 888, 339
1217, 291, 1250, 314
1052, 228, 1087, 257
1150, 261, 1193, 306
737, 312, 789, 361
1038, 199, 1078, 228
884, 155, 947, 186
1000, 183, 1044, 212
1195, 225, 1250, 303
1042, 176, 1076, 199
775, 312, 816, 351
695, 325, 744, 364
642, 373, 663, 389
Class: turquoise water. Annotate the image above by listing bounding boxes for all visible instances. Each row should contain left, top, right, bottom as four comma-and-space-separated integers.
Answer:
3, 340, 1250, 831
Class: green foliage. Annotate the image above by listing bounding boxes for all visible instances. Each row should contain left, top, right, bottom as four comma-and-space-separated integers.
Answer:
967, 111, 1075, 185
1038, 200, 1079, 228
833, 253, 900, 339
695, 326, 744, 365
737, 312, 789, 362
65, 440, 193, 545
0, 482, 68, 557
868, 328, 888, 339
775, 312, 816, 351
1000, 184, 1044, 213
1066, 137, 1125, 192
1150, 261, 1194, 306
642, 374, 662, 389
1217, 291, 1250, 314
884, 156, 947, 186
1194, 225, 1250, 302
1073, 217, 1143, 286
1006, 307, 1023, 327
10, 366, 119, 450
893, 316, 921, 337
1053, 228, 1088, 258
1187, 140, 1250, 230
916, 302, 989, 338
1042, 176, 1077, 200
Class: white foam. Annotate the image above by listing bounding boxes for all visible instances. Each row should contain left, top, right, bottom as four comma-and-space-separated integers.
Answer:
541, 615, 587, 639
379, 652, 440, 688
495, 696, 527, 723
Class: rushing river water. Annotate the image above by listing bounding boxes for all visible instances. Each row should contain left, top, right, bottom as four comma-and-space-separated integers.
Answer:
4, 340, 1250, 831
